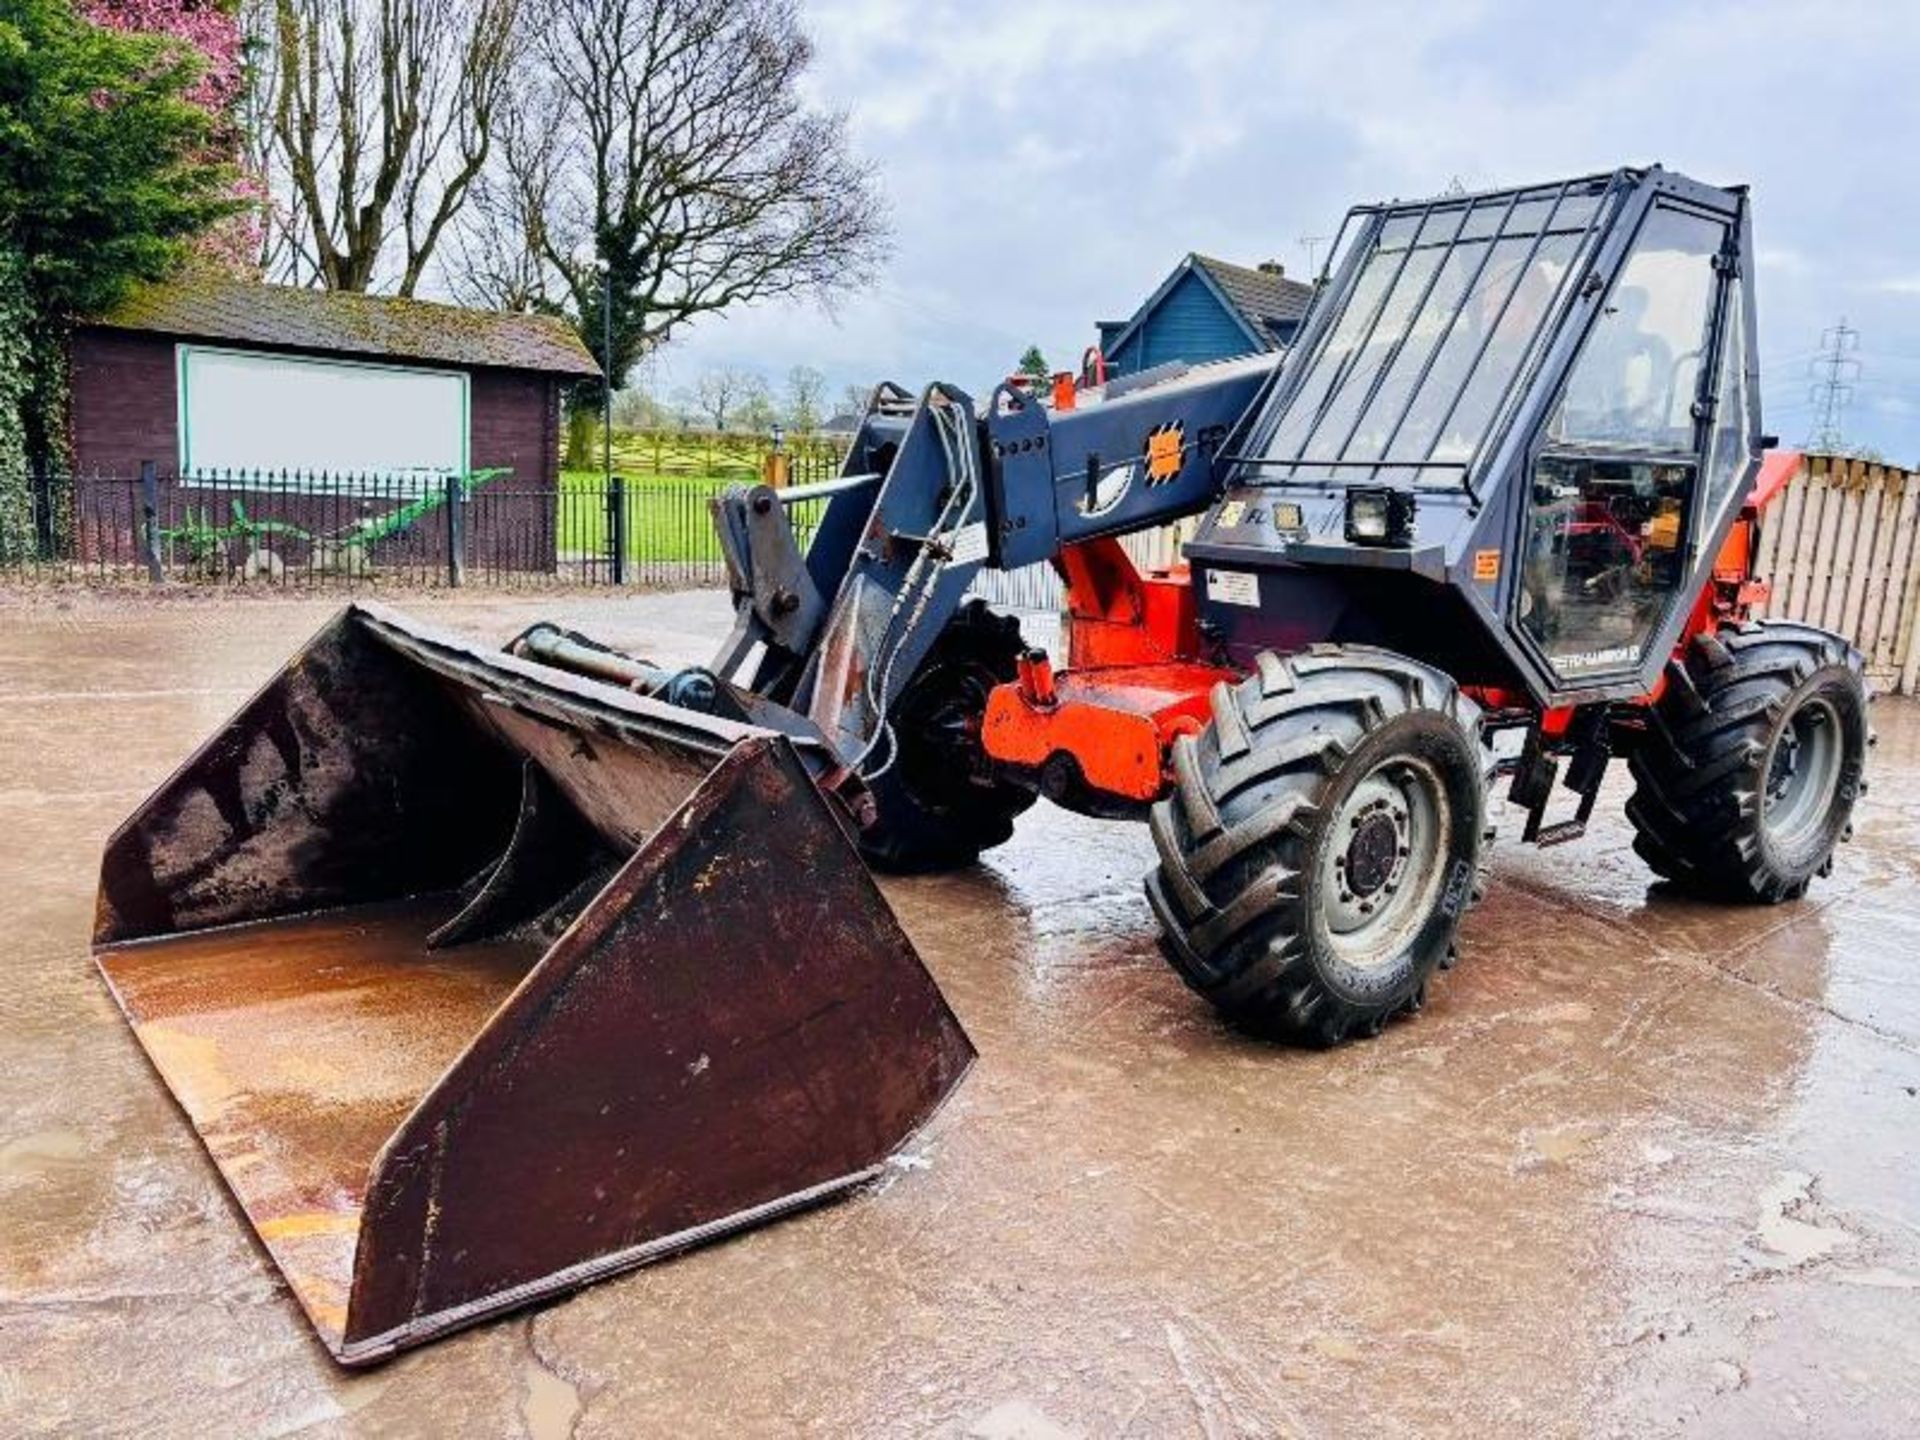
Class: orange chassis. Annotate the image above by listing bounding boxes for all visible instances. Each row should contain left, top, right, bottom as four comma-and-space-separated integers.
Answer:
979, 452, 1798, 809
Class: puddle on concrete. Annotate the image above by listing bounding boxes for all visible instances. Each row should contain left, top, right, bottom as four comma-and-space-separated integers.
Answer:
520, 1351, 582, 1440
1515, 1120, 1611, 1172
1746, 1170, 1855, 1270
0, 1128, 87, 1178
964, 1398, 1081, 1440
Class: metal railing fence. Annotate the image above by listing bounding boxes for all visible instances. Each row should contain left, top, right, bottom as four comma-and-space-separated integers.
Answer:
0, 464, 833, 591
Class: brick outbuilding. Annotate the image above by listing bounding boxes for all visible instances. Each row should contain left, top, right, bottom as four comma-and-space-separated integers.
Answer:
71, 275, 600, 483
64, 276, 601, 575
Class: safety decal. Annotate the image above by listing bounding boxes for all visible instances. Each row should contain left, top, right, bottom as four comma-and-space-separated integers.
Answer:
1145, 421, 1185, 483
947, 522, 990, 564
1473, 548, 1500, 581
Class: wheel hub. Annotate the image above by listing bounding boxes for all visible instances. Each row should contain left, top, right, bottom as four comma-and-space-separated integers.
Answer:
1344, 811, 1402, 897
1766, 724, 1801, 804
895, 660, 997, 802
1762, 697, 1843, 854
1321, 760, 1452, 970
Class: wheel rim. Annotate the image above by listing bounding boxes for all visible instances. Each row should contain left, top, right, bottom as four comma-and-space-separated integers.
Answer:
895, 657, 998, 809
1320, 757, 1453, 969
1763, 696, 1843, 854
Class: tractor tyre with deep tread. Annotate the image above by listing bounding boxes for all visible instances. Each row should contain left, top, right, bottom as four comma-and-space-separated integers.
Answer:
859, 600, 1037, 874
1146, 646, 1496, 1045
1626, 620, 1869, 902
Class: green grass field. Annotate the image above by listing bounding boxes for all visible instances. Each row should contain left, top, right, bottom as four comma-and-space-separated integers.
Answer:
556, 468, 729, 561
555, 431, 841, 560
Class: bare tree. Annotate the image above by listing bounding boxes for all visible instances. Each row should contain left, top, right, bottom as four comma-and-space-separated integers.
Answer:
610, 354, 667, 430
611, 385, 667, 431
737, 377, 778, 435
839, 382, 871, 420
442, 90, 551, 310
491, 0, 889, 402
238, 6, 315, 283
681, 368, 764, 432
254, 0, 520, 293
785, 365, 825, 434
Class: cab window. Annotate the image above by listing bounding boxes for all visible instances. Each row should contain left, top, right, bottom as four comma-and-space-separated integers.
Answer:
1549, 208, 1721, 452
1520, 206, 1725, 679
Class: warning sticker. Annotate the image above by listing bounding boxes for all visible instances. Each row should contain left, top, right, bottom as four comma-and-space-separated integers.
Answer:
1207, 568, 1261, 607
1145, 421, 1186, 482
1216, 500, 1247, 528
947, 522, 990, 564
1472, 548, 1501, 582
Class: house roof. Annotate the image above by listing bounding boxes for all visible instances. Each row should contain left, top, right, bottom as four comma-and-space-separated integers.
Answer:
1102, 253, 1316, 361
1190, 254, 1315, 336
93, 274, 603, 378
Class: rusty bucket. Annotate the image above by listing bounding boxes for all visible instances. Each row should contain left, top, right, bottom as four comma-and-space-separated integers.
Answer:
93, 603, 973, 1365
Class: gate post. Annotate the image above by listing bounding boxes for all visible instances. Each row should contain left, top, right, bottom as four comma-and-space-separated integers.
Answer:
445, 473, 466, 587
608, 475, 627, 585
139, 460, 164, 582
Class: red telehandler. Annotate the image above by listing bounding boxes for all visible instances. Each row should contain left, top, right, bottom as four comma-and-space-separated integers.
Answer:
94, 166, 1868, 1360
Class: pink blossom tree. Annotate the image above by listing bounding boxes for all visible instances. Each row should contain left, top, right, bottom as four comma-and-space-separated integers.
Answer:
82, 0, 259, 271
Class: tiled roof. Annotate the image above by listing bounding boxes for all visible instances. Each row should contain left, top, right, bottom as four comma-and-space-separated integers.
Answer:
1190, 255, 1315, 340
94, 274, 602, 378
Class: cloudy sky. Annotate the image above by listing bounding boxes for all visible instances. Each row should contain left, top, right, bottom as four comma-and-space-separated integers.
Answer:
649, 0, 1920, 459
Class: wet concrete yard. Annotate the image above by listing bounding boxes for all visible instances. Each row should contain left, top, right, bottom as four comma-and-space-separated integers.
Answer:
3, 589, 1918, 1436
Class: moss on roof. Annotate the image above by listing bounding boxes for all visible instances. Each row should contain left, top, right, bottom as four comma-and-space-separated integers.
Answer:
96, 274, 602, 378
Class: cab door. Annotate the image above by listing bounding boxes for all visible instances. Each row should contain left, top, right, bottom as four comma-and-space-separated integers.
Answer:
1514, 199, 1750, 686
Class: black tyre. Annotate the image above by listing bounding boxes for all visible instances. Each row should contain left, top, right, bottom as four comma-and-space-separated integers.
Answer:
1146, 646, 1495, 1045
860, 600, 1037, 873
1626, 620, 1869, 902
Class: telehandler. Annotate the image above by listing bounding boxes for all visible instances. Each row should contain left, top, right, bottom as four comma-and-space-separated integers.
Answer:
95, 166, 1869, 1361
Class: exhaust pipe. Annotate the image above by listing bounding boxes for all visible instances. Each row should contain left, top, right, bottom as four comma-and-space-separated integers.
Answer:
94, 602, 972, 1364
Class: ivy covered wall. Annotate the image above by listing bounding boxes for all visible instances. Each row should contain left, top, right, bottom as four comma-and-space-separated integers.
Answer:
0, 243, 33, 557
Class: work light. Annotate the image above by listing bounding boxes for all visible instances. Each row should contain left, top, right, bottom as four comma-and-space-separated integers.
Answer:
1345, 486, 1416, 546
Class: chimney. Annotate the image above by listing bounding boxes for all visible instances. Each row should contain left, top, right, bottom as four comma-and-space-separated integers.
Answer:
1257, 260, 1285, 277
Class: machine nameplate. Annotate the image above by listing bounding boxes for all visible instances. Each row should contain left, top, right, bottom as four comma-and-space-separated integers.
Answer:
1207, 569, 1261, 607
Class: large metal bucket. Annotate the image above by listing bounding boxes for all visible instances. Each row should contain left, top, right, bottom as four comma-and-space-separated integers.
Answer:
93, 603, 973, 1365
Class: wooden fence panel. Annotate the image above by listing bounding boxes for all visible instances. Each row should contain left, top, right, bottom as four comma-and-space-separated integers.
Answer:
1878, 478, 1920, 675
1856, 467, 1905, 664
1829, 464, 1865, 634
1757, 454, 1920, 693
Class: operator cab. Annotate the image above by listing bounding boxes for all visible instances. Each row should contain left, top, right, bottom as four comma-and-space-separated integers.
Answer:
1193, 166, 1759, 707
